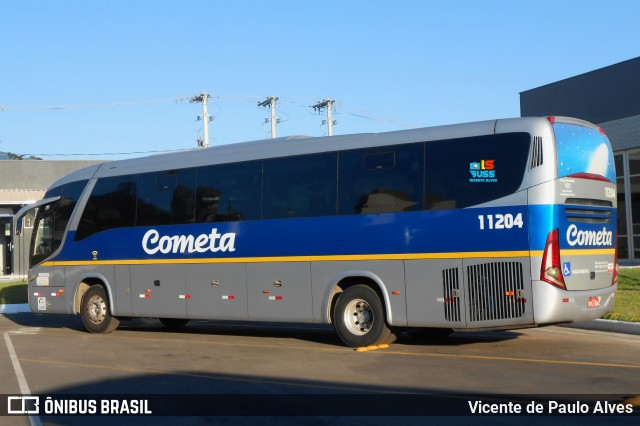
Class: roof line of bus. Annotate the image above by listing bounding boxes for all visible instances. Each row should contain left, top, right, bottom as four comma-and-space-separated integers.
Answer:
48, 116, 551, 188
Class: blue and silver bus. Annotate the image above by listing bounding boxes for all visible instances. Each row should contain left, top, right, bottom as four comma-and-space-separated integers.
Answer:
16, 116, 618, 347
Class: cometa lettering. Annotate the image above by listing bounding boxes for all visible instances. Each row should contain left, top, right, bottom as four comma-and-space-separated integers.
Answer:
142, 228, 236, 255
566, 224, 613, 247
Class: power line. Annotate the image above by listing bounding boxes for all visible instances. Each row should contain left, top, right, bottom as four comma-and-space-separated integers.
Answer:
20, 148, 194, 157
0, 96, 190, 111
18, 147, 196, 157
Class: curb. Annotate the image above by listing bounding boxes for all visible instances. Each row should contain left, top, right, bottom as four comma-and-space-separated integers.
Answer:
0, 304, 30, 314
563, 318, 640, 335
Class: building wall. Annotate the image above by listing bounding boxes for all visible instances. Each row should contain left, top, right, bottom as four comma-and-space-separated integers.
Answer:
520, 57, 640, 124
520, 57, 640, 260
0, 160, 104, 278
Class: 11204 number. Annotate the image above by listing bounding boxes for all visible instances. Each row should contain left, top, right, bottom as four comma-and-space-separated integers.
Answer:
478, 213, 524, 230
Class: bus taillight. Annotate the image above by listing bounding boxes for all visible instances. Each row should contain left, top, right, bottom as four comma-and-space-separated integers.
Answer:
541, 229, 567, 290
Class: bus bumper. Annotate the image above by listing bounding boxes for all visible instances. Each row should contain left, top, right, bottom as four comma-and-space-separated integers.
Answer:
532, 281, 617, 324
28, 287, 73, 315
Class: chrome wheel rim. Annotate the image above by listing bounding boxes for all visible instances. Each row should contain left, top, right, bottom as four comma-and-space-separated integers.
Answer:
86, 294, 107, 325
343, 298, 373, 336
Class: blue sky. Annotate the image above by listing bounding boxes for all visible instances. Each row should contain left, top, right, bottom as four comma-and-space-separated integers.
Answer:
1, 1, 639, 160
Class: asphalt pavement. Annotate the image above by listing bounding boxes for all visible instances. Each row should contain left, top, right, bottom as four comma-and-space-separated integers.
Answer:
2, 303, 639, 335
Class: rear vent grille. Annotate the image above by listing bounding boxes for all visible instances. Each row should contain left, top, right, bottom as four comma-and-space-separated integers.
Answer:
564, 208, 612, 224
565, 198, 613, 207
564, 199, 613, 224
442, 268, 461, 322
467, 262, 525, 322
530, 136, 543, 169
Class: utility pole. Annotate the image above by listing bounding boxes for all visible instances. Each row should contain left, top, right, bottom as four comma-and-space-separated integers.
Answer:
311, 99, 336, 136
258, 96, 279, 138
190, 92, 212, 148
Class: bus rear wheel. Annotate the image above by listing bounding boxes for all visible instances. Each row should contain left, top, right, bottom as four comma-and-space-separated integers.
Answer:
333, 285, 393, 348
80, 285, 120, 334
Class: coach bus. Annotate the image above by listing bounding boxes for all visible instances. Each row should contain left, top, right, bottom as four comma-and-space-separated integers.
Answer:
15, 116, 618, 347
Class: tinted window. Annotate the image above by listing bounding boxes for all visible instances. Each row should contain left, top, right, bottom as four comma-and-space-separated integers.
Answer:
31, 180, 88, 265
263, 153, 337, 219
554, 123, 616, 182
425, 133, 530, 209
196, 161, 261, 222
338, 143, 423, 215
138, 169, 196, 226
75, 176, 137, 240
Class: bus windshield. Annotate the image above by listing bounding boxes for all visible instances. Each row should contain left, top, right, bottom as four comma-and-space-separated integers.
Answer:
554, 122, 616, 182
30, 180, 87, 267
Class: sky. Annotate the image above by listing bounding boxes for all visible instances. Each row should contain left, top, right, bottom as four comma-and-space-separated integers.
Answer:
1, 1, 639, 160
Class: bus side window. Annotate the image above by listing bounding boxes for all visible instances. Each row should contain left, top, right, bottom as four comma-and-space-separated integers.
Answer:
338, 143, 423, 215
424, 133, 530, 210
75, 176, 137, 241
137, 169, 196, 226
262, 153, 337, 220
196, 161, 262, 223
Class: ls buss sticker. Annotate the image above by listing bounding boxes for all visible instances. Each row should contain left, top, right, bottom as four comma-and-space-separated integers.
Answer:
469, 160, 497, 183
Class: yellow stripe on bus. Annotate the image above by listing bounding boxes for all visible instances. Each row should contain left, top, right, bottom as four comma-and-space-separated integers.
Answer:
41, 248, 614, 268
43, 250, 533, 267
560, 248, 616, 256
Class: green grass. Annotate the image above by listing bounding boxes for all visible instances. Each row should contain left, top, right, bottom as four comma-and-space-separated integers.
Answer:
604, 268, 640, 322
0, 281, 27, 305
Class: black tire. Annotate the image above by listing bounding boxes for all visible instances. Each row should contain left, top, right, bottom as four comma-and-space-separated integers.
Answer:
80, 285, 120, 334
333, 285, 393, 347
159, 318, 190, 328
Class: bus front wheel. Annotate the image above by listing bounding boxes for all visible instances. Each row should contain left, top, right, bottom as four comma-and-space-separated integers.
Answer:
333, 285, 393, 348
80, 285, 120, 334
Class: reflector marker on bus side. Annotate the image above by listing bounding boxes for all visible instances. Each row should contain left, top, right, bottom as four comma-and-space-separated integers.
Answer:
221, 295, 235, 300
268, 296, 283, 301
178, 295, 192, 299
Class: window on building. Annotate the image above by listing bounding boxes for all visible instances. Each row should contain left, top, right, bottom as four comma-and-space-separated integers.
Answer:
615, 153, 628, 259
626, 149, 640, 259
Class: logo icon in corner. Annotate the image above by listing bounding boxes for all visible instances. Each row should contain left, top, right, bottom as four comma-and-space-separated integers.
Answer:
563, 262, 572, 277
7, 396, 40, 414
469, 160, 497, 182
